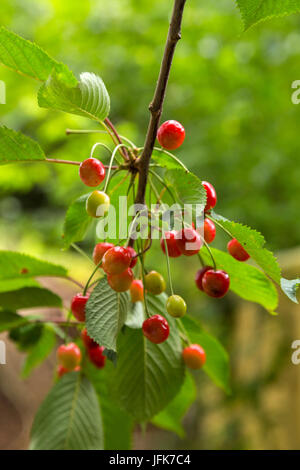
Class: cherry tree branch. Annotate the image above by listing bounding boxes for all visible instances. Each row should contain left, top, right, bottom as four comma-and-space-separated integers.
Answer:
135, 0, 187, 204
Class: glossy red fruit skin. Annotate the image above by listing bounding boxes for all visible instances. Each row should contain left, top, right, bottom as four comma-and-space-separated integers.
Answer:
182, 344, 206, 369
88, 345, 106, 369
127, 246, 138, 268
102, 246, 131, 275
142, 315, 170, 344
57, 343, 81, 370
71, 294, 89, 322
204, 218, 216, 244
93, 242, 114, 265
176, 228, 202, 256
107, 268, 133, 292
195, 266, 213, 291
202, 181, 217, 212
202, 269, 230, 298
79, 158, 106, 187
157, 120, 185, 150
130, 279, 144, 302
160, 231, 182, 258
227, 238, 250, 262
81, 328, 98, 350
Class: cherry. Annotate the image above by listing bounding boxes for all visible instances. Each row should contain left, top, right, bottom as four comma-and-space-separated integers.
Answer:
107, 268, 133, 292
195, 266, 213, 291
182, 344, 206, 369
227, 238, 250, 262
166, 294, 186, 318
160, 231, 182, 258
81, 328, 98, 350
79, 157, 105, 187
71, 293, 89, 322
57, 343, 81, 371
203, 218, 216, 244
86, 190, 110, 218
102, 246, 132, 275
88, 345, 106, 369
202, 269, 230, 298
93, 242, 114, 265
144, 271, 166, 295
176, 227, 202, 256
142, 315, 170, 344
57, 365, 80, 378
130, 279, 144, 302
157, 120, 185, 150
202, 181, 217, 212
127, 246, 138, 268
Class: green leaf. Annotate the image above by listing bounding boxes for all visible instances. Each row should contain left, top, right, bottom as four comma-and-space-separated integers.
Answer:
211, 213, 281, 283
0, 251, 67, 280
0, 126, 46, 165
0, 278, 40, 292
280, 277, 300, 304
0, 311, 29, 332
85, 277, 129, 352
125, 301, 144, 329
182, 316, 231, 394
30, 372, 104, 450
165, 169, 207, 213
201, 247, 278, 312
63, 193, 92, 248
85, 360, 133, 450
236, 0, 300, 31
38, 71, 110, 121
112, 294, 185, 422
152, 372, 196, 438
0, 27, 73, 82
0, 287, 62, 310
151, 148, 189, 171
10, 323, 43, 351
21, 325, 56, 378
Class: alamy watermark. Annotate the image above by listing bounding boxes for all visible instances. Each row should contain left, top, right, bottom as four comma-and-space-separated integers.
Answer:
0, 340, 6, 365
0, 80, 6, 104
291, 340, 300, 365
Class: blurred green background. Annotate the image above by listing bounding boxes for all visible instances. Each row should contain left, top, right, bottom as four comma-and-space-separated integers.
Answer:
0, 0, 300, 450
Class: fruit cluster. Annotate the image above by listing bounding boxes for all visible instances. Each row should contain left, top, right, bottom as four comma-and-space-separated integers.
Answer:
63, 120, 251, 372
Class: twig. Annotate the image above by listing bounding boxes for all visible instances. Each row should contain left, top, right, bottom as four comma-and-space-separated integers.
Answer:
134, 0, 187, 205
105, 117, 130, 161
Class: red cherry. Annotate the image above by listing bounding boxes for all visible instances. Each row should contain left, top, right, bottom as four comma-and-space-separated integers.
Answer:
204, 218, 216, 244
88, 345, 106, 369
182, 344, 206, 369
195, 266, 213, 291
227, 238, 250, 262
79, 158, 106, 187
102, 246, 131, 275
160, 231, 182, 258
176, 228, 202, 256
142, 315, 170, 344
57, 365, 81, 378
202, 269, 230, 298
107, 268, 133, 292
126, 246, 138, 268
157, 120, 185, 150
71, 293, 89, 322
93, 242, 114, 265
81, 328, 98, 350
57, 343, 81, 371
202, 181, 217, 212
130, 279, 144, 302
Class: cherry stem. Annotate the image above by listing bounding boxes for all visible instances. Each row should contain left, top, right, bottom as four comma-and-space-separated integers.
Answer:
66, 128, 136, 148
137, 238, 150, 318
200, 236, 217, 270
197, 252, 205, 268
65, 276, 84, 289
153, 147, 189, 172
83, 260, 103, 296
148, 169, 177, 204
104, 143, 129, 193
45, 158, 117, 169
162, 234, 174, 296
207, 214, 234, 239
105, 117, 130, 161
71, 243, 95, 266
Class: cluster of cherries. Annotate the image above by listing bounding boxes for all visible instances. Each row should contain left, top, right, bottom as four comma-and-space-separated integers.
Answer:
57, 120, 251, 374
